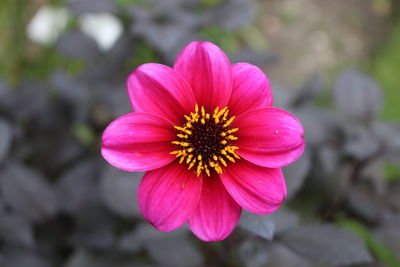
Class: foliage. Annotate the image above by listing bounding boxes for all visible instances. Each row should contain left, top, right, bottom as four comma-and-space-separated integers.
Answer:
0, 0, 399, 266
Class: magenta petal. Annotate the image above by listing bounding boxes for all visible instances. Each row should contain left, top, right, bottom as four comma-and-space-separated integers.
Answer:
127, 63, 196, 125
188, 175, 242, 242
220, 160, 286, 214
174, 41, 232, 111
228, 63, 273, 115
101, 112, 176, 172
138, 163, 202, 231
234, 107, 305, 168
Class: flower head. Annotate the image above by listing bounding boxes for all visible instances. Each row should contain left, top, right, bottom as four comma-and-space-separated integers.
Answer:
101, 41, 304, 241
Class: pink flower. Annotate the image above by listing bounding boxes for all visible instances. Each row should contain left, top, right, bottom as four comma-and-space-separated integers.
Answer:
101, 41, 304, 241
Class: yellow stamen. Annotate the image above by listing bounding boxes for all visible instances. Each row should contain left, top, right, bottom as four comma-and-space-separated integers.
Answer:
224, 116, 236, 127
171, 104, 240, 176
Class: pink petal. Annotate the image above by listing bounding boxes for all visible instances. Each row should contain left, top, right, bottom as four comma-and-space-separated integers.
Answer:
188, 175, 241, 242
220, 160, 286, 214
174, 41, 232, 111
138, 163, 202, 231
228, 63, 273, 116
234, 107, 305, 168
101, 112, 176, 172
127, 63, 196, 125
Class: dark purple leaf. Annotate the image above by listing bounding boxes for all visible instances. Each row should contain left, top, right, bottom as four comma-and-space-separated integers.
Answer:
50, 70, 87, 102
333, 69, 382, 122
117, 230, 144, 253
295, 107, 340, 146
64, 250, 144, 267
0, 162, 58, 222
283, 148, 311, 199
239, 211, 275, 240
67, 0, 118, 15
202, 0, 256, 30
0, 78, 8, 98
374, 215, 400, 257
238, 240, 269, 267
386, 183, 400, 210
56, 159, 100, 214
72, 204, 115, 251
239, 209, 300, 240
264, 243, 312, 267
57, 31, 100, 60
230, 49, 277, 66
0, 119, 12, 163
0, 81, 49, 121
271, 84, 295, 109
107, 87, 133, 117
123, 223, 201, 266
128, 1, 200, 62
292, 73, 324, 107
100, 167, 142, 218
145, 232, 203, 266
0, 209, 34, 247
316, 144, 340, 175
280, 224, 373, 266
271, 209, 300, 234
51, 135, 85, 169
343, 125, 380, 160
131, 20, 195, 61
0, 248, 52, 267
373, 122, 400, 166
346, 186, 385, 224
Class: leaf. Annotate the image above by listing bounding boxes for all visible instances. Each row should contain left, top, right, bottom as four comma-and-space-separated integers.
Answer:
64, 250, 142, 267
230, 49, 277, 66
316, 144, 340, 175
333, 69, 382, 122
0, 162, 58, 222
238, 240, 269, 267
72, 203, 115, 251
0, 248, 52, 267
0, 119, 12, 163
0, 81, 49, 121
100, 166, 142, 218
239, 210, 275, 240
0, 209, 34, 247
346, 187, 384, 224
49, 70, 87, 102
56, 31, 100, 60
271, 84, 295, 109
145, 232, 203, 267
338, 218, 400, 267
292, 73, 324, 107
271, 209, 300, 234
202, 0, 256, 30
117, 230, 144, 253
280, 223, 374, 266
67, 0, 118, 15
283, 148, 311, 199
0, 77, 7, 98
120, 223, 202, 266
295, 107, 340, 146
373, 122, 400, 166
344, 125, 380, 160
374, 215, 400, 262
56, 159, 100, 214
264, 243, 312, 267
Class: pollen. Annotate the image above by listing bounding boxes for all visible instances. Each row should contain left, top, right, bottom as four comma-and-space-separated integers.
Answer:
170, 104, 240, 176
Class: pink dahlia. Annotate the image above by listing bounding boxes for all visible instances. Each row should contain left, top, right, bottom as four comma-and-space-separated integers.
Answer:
101, 41, 304, 241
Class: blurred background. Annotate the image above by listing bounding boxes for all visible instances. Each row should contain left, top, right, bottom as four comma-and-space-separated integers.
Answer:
0, 0, 400, 266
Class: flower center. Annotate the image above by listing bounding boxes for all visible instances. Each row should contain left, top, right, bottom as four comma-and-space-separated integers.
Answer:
171, 104, 240, 176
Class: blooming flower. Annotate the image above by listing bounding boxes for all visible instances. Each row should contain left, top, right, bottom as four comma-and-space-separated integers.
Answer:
101, 41, 304, 241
